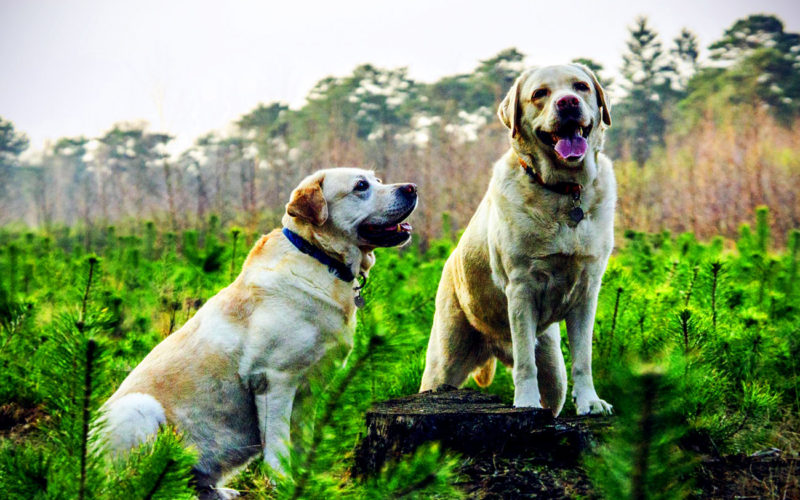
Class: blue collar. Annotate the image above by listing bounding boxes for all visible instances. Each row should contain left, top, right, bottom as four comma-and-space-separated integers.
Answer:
282, 227, 356, 283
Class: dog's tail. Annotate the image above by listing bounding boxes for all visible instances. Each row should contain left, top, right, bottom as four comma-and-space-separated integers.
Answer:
472, 357, 496, 388
94, 392, 166, 456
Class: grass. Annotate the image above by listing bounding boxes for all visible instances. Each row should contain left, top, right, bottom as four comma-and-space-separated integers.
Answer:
0, 208, 798, 498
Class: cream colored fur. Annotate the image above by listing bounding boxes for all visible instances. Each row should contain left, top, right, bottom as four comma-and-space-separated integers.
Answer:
420, 64, 615, 417
96, 168, 416, 499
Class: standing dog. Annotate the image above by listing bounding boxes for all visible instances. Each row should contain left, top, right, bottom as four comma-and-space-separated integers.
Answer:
97, 168, 417, 498
420, 64, 615, 416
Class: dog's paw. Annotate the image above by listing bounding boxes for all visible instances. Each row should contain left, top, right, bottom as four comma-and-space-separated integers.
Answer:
514, 399, 544, 408
215, 488, 241, 500
197, 487, 240, 500
513, 392, 543, 408
575, 397, 613, 416
260, 457, 287, 487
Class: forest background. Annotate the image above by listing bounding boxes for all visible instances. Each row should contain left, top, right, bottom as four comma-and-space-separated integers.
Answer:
2, 14, 799, 248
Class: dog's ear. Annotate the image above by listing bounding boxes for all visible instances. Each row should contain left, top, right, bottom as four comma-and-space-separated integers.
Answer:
286, 173, 328, 226
572, 63, 611, 126
498, 72, 528, 138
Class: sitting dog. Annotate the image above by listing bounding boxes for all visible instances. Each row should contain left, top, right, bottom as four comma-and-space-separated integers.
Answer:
420, 64, 615, 416
97, 168, 417, 498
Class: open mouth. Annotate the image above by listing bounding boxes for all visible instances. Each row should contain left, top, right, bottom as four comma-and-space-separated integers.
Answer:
536, 122, 592, 162
357, 206, 415, 247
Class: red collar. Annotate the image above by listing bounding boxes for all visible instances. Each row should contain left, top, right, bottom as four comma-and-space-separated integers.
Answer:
518, 158, 582, 198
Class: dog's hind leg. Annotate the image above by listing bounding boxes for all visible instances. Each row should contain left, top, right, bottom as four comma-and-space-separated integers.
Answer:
420, 276, 490, 392
536, 323, 567, 416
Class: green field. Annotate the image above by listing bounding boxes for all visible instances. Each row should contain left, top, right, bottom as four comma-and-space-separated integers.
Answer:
1, 207, 798, 498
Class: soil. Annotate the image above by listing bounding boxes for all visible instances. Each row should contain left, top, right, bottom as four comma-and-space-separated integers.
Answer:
0, 401, 47, 441
456, 453, 800, 499
696, 453, 799, 499
458, 455, 595, 499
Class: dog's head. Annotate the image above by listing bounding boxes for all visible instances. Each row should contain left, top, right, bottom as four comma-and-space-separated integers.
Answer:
498, 64, 611, 172
284, 167, 418, 249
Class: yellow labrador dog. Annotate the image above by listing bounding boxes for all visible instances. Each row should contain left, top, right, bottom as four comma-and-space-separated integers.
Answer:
98, 168, 417, 499
420, 64, 614, 416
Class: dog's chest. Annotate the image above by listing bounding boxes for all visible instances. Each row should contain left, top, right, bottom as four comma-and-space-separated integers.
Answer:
526, 253, 594, 328
547, 212, 608, 258
238, 269, 357, 374
531, 209, 610, 325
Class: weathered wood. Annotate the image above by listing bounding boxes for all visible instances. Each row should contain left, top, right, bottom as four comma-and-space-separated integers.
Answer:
353, 385, 612, 476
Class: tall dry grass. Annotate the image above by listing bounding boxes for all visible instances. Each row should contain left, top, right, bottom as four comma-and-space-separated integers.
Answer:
6, 112, 799, 248
615, 109, 799, 246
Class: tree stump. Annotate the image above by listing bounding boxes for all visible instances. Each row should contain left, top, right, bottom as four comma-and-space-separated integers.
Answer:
353, 385, 612, 476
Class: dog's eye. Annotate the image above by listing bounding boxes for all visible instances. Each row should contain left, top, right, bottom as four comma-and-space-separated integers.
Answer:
573, 82, 590, 92
532, 88, 549, 100
354, 180, 370, 192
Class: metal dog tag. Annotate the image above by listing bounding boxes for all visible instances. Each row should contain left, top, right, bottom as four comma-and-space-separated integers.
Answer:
354, 273, 367, 308
569, 206, 584, 223
354, 293, 365, 309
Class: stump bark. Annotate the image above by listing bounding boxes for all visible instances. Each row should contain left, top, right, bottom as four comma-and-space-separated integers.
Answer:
353, 385, 611, 476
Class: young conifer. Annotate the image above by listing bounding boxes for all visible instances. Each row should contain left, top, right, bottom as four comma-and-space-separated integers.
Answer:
586, 359, 695, 500
110, 428, 197, 500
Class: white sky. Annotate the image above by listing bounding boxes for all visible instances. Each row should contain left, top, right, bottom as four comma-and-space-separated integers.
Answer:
2, 0, 799, 155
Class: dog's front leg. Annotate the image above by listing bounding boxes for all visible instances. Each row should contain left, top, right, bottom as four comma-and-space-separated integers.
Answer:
506, 279, 542, 408
253, 370, 298, 473
565, 283, 612, 415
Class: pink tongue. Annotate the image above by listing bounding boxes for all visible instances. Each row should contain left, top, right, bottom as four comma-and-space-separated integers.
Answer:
554, 135, 587, 159
399, 222, 412, 231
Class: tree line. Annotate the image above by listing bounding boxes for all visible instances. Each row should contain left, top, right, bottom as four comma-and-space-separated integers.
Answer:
1, 14, 798, 244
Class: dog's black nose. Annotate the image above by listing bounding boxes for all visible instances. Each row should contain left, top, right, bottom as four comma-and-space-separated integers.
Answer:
398, 183, 417, 196
557, 94, 580, 110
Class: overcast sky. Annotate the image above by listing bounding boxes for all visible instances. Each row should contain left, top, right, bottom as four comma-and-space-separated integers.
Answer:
2, 0, 799, 155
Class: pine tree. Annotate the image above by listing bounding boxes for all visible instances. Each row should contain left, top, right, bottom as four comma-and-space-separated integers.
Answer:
475, 48, 526, 103
52, 136, 94, 227
111, 428, 197, 500
612, 17, 674, 166
0, 117, 30, 219
586, 360, 695, 500
0, 254, 199, 499
705, 15, 800, 123
670, 29, 699, 92
709, 15, 800, 65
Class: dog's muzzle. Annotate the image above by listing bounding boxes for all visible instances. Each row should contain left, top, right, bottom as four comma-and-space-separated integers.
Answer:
357, 185, 417, 247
